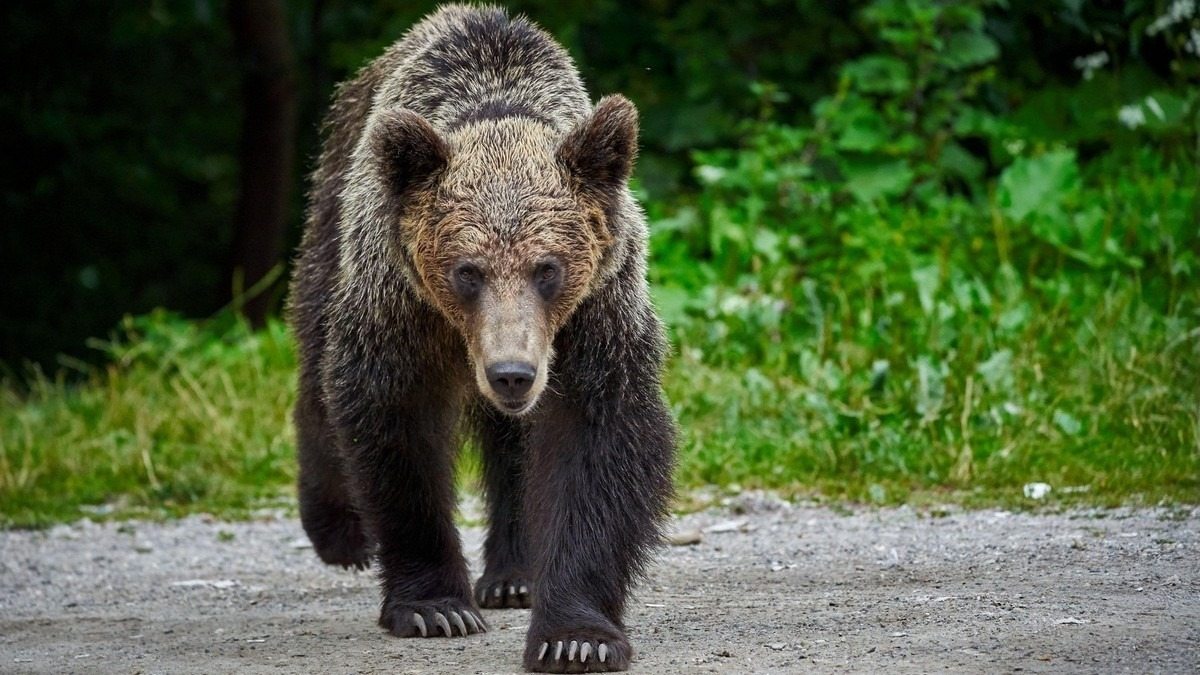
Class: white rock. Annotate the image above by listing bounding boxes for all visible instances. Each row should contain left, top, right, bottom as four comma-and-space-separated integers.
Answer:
706, 520, 748, 533
1023, 483, 1052, 500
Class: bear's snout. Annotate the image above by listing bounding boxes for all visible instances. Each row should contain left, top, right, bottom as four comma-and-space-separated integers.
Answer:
485, 361, 537, 403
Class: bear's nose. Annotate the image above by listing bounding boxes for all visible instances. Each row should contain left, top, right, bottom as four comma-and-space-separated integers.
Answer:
486, 361, 537, 400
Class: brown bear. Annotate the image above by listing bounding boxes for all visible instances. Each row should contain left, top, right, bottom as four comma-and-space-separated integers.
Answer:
287, 4, 676, 672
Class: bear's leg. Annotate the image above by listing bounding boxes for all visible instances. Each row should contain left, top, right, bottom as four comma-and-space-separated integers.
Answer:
473, 404, 533, 609
296, 368, 370, 570
335, 399, 487, 639
520, 390, 674, 672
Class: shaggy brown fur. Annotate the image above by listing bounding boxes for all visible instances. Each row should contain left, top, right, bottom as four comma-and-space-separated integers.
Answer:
288, 5, 675, 672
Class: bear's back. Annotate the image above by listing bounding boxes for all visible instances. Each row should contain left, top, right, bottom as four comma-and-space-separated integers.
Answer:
373, 4, 591, 134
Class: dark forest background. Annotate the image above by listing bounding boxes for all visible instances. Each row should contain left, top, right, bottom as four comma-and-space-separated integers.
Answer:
2, 0, 1194, 369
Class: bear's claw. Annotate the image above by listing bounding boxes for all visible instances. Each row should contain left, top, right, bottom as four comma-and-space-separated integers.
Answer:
532, 637, 622, 672
434, 612, 452, 636
381, 598, 487, 638
475, 575, 532, 608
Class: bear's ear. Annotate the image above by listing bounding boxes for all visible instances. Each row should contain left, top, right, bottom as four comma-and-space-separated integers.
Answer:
557, 95, 639, 200
367, 109, 449, 196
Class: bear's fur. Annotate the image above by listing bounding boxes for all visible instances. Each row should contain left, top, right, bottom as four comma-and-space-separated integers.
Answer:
288, 4, 675, 672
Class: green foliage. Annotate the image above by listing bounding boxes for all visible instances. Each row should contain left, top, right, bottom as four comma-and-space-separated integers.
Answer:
640, 0, 1199, 503
649, 139, 1198, 501
818, 0, 1003, 201
3, 0, 1199, 523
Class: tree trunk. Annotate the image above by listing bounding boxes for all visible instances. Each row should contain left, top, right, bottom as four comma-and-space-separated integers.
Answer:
227, 0, 297, 327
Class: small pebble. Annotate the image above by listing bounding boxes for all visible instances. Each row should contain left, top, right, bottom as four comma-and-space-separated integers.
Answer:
668, 529, 703, 546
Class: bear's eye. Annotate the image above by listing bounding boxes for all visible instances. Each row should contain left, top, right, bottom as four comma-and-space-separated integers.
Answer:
452, 263, 483, 301
534, 261, 562, 300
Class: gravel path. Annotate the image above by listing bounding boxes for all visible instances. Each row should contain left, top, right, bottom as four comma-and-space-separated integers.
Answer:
3, 497, 1198, 674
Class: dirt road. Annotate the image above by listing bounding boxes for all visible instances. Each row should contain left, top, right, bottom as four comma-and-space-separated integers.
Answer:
3, 496, 1197, 673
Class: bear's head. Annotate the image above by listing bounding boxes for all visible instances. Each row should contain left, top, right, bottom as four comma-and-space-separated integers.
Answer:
367, 96, 638, 415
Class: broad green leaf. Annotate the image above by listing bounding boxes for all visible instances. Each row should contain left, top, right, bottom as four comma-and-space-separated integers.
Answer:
651, 284, 692, 327
1129, 91, 1192, 132
842, 56, 910, 94
942, 31, 999, 70
911, 264, 941, 316
915, 356, 949, 420
976, 349, 1014, 392
842, 158, 915, 202
1053, 410, 1082, 436
938, 141, 985, 182
695, 165, 726, 185
1073, 204, 1105, 252
752, 228, 783, 263
997, 150, 1080, 222
837, 111, 890, 152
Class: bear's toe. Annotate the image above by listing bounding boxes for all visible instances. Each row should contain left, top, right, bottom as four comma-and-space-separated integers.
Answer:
475, 574, 533, 609
525, 629, 631, 672
379, 597, 488, 638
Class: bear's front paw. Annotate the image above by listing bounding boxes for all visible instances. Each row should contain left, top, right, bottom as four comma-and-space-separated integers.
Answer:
301, 502, 372, 570
475, 573, 533, 609
524, 626, 631, 673
379, 597, 488, 638
313, 531, 371, 571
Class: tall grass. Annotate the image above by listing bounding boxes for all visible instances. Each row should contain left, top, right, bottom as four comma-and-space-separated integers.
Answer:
666, 284, 1199, 503
0, 314, 297, 526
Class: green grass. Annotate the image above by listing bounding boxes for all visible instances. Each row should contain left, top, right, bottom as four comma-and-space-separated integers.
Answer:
665, 286, 1199, 506
2, 152, 1198, 527
0, 314, 299, 526
1, 288, 1195, 527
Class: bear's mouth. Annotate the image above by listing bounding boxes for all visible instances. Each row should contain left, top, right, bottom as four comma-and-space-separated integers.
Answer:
498, 397, 536, 415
